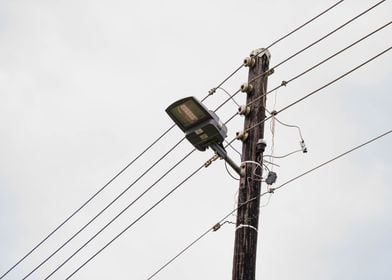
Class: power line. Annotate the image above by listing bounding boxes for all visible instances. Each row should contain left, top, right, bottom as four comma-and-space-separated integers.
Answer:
22, 137, 187, 279
43, 148, 198, 279
23, 83, 249, 279
0, 123, 174, 280
43, 94, 249, 278
215, 0, 389, 113
265, 0, 386, 75
57, 45, 391, 280
248, 19, 392, 106
207, 0, 345, 95
244, 46, 392, 133
24, 82, 252, 278
147, 128, 392, 279
0, 4, 342, 277
265, 0, 345, 49
64, 164, 207, 280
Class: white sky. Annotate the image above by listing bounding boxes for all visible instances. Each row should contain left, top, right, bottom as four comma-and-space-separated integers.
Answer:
0, 0, 391, 279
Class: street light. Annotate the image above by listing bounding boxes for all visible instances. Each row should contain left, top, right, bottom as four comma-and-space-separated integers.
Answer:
166, 96, 242, 175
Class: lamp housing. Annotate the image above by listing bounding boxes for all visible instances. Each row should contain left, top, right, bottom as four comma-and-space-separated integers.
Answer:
166, 96, 227, 151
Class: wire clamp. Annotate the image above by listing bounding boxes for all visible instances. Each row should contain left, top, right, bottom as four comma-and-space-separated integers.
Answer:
268, 187, 275, 193
208, 88, 216, 96
212, 223, 221, 232
204, 154, 219, 168
236, 224, 258, 233
267, 68, 275, 76
281, 80, 288, 86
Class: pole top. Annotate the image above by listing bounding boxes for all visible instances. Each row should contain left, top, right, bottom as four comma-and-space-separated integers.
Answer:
250, 48, 271, 60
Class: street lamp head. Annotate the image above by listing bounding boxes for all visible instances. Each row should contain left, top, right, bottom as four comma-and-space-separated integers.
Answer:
166, 96, 227, 151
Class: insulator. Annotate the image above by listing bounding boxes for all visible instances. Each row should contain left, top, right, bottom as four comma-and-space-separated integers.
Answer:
243, 56, 256, 68
240, 82, 253, 94
236, 131, 249, 142
238, 105, 251, 116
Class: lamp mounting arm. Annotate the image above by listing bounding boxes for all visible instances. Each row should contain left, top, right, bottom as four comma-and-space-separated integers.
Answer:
209, 142, 242, 176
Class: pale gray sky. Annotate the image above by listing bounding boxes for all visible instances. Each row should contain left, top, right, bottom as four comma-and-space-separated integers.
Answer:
0, 0, 391, 279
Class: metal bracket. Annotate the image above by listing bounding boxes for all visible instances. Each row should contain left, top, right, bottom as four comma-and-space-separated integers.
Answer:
209, 142, 242, 176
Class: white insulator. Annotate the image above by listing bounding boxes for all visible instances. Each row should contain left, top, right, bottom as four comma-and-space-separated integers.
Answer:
238, 105, 251, 116
240, 83, 253, 94
236, 131, 249, 142
243, 56, 256, 68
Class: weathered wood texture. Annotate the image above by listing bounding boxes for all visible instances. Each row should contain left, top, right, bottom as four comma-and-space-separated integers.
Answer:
232, 50, 270, 280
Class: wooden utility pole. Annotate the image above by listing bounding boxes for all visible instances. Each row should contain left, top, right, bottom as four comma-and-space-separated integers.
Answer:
232, 49, 271, 280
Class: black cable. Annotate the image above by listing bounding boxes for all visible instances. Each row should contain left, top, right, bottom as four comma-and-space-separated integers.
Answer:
213, 1, 386, 114
209, 0, 346, 90
65, 164, 206, 280
269, 0, 386, 73
0, 2, 348, 277
23, 92, 247, 279
43, 148, 198, 279
244, 0, 389, 101
22, 137, 187, 279
243, 46, 392, 133
265, 0, 345, 49
147, 129, 392, 279
247, 20, 392, 108
74, 45, 392, 280
0, 124, 174, 280
51, 109, 244, 279
58, 43, 391, 280
252, 46, 392, 131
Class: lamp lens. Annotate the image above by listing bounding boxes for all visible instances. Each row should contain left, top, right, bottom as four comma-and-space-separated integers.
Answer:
171, 100, 206, 128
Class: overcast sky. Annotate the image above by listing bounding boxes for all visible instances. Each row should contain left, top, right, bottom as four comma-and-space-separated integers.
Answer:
1, 0, 391, 279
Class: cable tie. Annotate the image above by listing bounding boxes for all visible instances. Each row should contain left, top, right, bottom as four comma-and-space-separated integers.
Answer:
235, 224, 258, 232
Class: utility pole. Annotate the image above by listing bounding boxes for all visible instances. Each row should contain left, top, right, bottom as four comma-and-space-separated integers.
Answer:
232, 49, 271, 280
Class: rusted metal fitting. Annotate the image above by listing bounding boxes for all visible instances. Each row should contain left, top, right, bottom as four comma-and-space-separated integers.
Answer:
204, 154, 219, 168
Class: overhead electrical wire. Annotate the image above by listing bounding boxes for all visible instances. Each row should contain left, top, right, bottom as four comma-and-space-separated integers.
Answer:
22, 138, 189, 279
60, 45, 391, 280
0, 124, 175, 280
23, 83, 250, 279
224, 20, 391, 118
0, 3, 344, 279
243, 46, 392, 134
207, 0, 345, 95
147, 129, 392, 279
215, 0, 388, 113
40, 97, 247, 279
